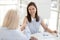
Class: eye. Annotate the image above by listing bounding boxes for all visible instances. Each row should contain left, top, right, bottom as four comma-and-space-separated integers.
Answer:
32, 8, 34, 10
29, 9, 31, 10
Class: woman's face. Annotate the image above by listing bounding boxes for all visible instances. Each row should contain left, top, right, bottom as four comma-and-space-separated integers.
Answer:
28, 5, 36, 16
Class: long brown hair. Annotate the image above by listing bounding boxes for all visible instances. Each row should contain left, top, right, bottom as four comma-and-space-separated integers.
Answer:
27, 2, 39, 22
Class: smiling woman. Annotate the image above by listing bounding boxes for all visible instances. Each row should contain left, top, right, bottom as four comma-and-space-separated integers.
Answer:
20, 0, 60, 40
20, 0, 58, 32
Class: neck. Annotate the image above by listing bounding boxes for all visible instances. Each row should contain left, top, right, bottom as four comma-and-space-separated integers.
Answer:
31, 14, 35, 18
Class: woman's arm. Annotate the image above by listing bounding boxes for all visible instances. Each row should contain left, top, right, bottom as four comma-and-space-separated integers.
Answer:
41, 20, 57, 33
21, 17, 28, 31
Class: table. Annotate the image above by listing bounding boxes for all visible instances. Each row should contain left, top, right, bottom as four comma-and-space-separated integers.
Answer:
31, 32, 60, 40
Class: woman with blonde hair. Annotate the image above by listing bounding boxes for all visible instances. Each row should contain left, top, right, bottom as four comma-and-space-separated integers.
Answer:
0, 9, 28, 40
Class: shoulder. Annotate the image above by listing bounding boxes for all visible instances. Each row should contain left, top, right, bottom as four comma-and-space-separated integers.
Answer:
23, 16, 28, 23
38, 16, 42, 20
38, 16, 43, 23
38, 16, 41, 20
24, 16, 28, 21
24, 16, 28, 20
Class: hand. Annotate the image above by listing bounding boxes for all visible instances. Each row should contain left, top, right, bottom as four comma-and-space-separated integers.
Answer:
30, 36, 38, 40
53, 30, 58, 33
51, 30, 58, 36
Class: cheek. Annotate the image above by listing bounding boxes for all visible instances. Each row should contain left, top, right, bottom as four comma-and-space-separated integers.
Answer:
34, 10, 36, 12
33, 10, 36, 13
28, 10, 32, 14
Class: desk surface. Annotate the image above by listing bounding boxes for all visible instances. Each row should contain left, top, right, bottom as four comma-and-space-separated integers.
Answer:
31, 32, 60, 40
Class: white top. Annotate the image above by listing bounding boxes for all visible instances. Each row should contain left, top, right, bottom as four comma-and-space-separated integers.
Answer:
0, 27, 29, 40
27, 17, 42, 34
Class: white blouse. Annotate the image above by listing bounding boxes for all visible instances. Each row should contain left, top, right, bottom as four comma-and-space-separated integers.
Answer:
27, 17, 42, 34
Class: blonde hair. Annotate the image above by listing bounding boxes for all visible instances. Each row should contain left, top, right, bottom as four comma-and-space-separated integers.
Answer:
2, 9, 19, 30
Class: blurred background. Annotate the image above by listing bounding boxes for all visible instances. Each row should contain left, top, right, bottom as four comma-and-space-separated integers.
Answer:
0, 0, 60, 33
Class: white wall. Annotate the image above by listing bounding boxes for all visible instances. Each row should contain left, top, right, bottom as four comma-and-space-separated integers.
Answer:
32, 0, 51, 19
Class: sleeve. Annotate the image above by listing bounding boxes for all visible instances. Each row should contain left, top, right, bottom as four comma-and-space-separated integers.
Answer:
39, 16, 43, 24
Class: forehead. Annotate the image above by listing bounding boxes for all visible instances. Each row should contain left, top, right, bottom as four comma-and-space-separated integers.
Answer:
28, 5, 36, 9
